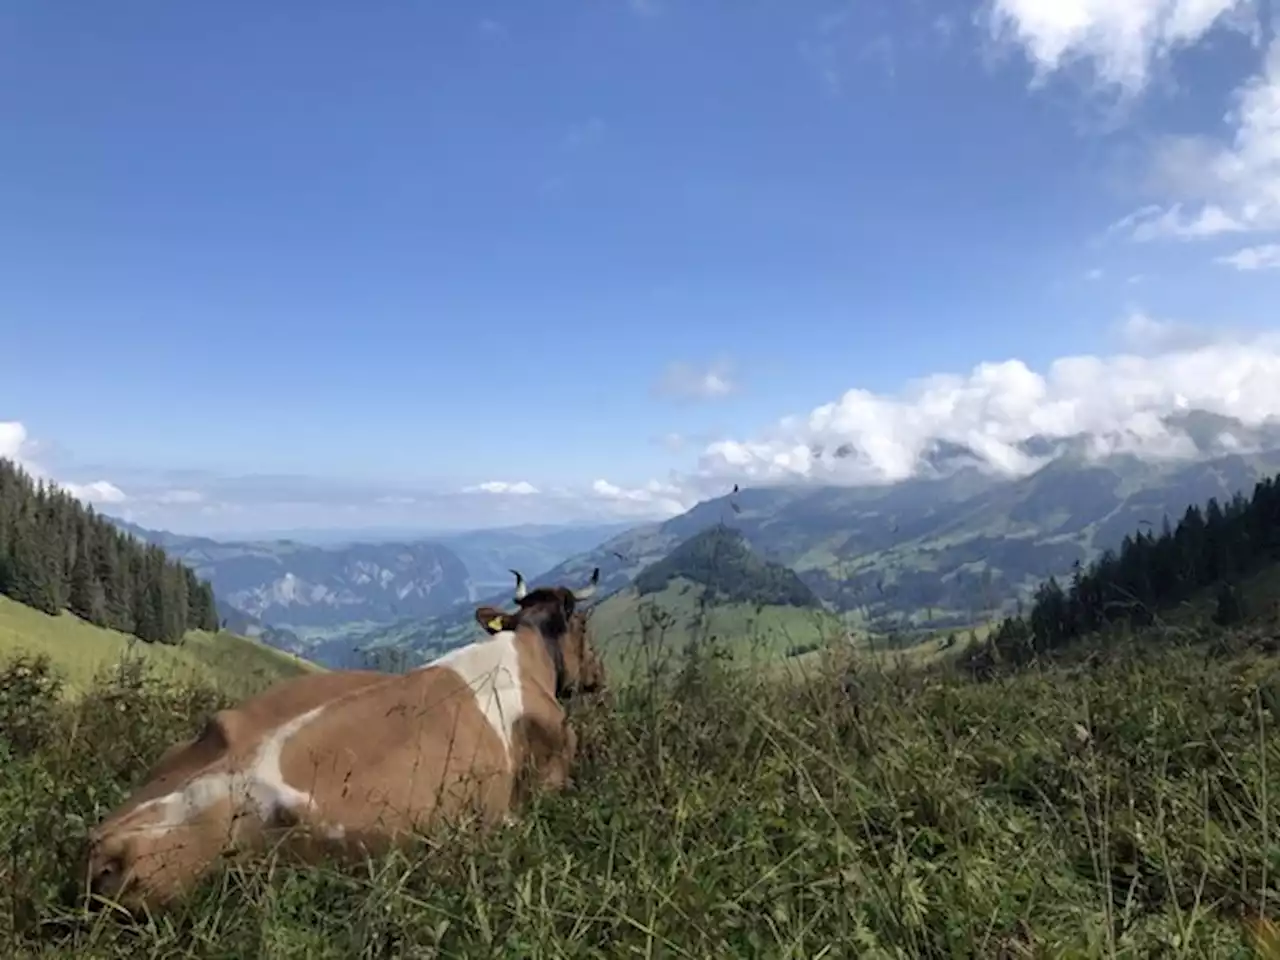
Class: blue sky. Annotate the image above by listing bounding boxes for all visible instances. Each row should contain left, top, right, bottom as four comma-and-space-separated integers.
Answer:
3, 0, 1280, 535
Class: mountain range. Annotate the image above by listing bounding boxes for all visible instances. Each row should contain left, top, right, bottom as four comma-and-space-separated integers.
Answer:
109, 411, 1280, 668
108, 520, 634, 649
518, 446, 1280, 632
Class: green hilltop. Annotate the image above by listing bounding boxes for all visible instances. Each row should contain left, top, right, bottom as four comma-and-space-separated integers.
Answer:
632, 523, 822, 608
587, 525, 843, 677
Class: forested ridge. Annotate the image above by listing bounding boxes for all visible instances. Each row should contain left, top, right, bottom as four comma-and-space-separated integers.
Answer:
0, 457, 218, 643
992, 471, 1280, 657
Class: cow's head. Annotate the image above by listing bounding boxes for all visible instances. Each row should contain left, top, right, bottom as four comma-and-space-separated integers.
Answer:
80, 713, 251, 913
475, 568, 604, 698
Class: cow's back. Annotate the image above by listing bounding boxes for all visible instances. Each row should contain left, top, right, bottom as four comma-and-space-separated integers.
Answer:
276, 658, 519, 843
142, 670, 394, 798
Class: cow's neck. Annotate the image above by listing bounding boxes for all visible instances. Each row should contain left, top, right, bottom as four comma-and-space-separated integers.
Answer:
508, 602, 571, 699
511, 621, 567, 700
541, 630, 567, 700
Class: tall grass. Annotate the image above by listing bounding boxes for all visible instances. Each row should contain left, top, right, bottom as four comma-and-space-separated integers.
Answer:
3, 621, 1280, 957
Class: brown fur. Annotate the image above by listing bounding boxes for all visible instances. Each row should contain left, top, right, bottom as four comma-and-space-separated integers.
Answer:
142, 670, 394, 797
83, 571, 603, 913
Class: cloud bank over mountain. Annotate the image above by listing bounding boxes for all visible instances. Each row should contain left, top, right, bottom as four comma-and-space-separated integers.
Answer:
7, 316, 1280, 532
685, 317, 1280, 492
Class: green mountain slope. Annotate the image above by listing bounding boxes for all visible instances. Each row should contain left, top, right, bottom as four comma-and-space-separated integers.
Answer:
1, 458, 220, 645
978, 469, 1280, 666
587, 579, 842, 678
0, 594, 318, 699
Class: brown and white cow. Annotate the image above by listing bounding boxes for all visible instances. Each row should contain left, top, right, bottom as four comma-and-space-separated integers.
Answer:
82, 568, 603, 912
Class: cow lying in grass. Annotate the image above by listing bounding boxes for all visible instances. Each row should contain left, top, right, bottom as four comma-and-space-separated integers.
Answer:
82, 568, 603, 913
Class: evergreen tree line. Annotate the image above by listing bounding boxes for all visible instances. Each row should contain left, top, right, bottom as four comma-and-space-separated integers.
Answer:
0, 457, 219, 643
990, 472, 1280, 657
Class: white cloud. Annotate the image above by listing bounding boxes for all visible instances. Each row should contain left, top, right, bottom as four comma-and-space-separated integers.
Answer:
590, 478, 689, 517
1085, 267, 1104, 279
1124, 42, 1280, 240
0, 420, 129, 505
465, 480, 541, 496
984, 0, 1256, 95
653, 359, 737, 401
156, 489, 204, 505
61, 480, 128, 505
986, 0, 1280, 243
1113, 203, 1248, 241
0, 421, 28, 461
1116, 309, 1222, 352
1216, 243, 1280, 269
3, 422, 688, 530
682, 319, 1280, 488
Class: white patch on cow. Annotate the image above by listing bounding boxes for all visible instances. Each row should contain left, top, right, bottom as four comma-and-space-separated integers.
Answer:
124, 704, 329, 838
433, 631, 524, 764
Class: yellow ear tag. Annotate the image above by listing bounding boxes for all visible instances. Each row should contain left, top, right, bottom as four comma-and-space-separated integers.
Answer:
488, 617, 505, 631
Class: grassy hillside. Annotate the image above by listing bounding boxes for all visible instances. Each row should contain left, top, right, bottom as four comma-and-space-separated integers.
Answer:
0, 594, 318, 700
1153, 558, 1280, 632
591, 577, 845, 676
3, 617, 1279, 955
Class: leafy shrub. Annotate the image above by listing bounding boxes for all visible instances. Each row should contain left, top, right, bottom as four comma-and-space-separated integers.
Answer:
0, 654, 63, 757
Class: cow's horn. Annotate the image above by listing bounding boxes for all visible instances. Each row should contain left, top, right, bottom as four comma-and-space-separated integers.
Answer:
573, 567, 600, 601
510, 569, 528, 600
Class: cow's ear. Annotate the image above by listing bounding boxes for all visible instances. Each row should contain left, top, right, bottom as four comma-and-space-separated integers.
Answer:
475, 606, 513, 634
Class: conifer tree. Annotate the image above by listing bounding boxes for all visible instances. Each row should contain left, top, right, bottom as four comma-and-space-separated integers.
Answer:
0, 456, 223, 645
